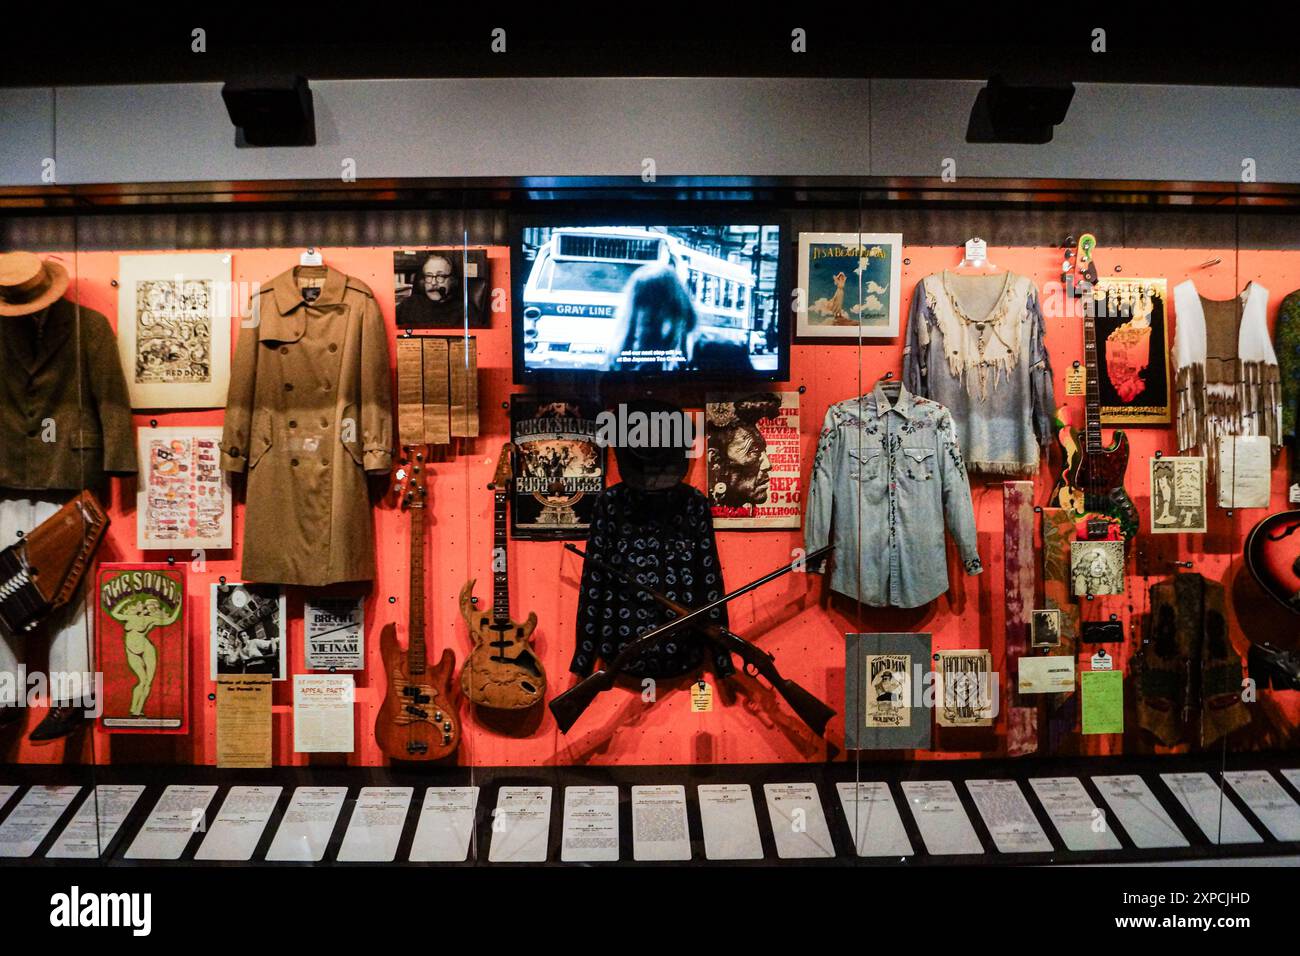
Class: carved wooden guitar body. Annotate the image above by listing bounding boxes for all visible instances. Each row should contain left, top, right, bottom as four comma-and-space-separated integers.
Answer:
459, 444, 547, 710
375, 446, 460, 761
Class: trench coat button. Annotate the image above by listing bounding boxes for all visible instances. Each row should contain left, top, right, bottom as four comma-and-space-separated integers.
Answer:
291, 458, 299, 467
288, 420, 297, 429
322, 382, 330, 391
279, 346, 289, 354
328, 343, 338, 353
285, 383, 294, 391
321, 459, 329, 468
320, 418, 330, 428
229, 446, 240, 456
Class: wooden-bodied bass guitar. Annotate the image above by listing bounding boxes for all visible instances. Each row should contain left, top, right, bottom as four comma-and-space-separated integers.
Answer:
1051, 300, 1139, 541
459, 444, 547, 710
375, 446, 460, 761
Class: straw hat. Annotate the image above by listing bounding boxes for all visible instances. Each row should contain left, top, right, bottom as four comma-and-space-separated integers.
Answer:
0, 252, 69, 317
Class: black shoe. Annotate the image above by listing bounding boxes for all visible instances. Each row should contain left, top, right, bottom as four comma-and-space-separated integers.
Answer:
0, 705, 22, 729
28, 706, 85, 743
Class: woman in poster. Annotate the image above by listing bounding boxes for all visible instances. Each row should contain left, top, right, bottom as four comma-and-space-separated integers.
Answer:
108, 595, 181, 717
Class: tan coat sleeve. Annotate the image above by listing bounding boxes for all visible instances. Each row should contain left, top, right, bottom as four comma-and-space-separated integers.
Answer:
360, 294, 394, 473
221, 300, 260, 473
89, 314, 138, 475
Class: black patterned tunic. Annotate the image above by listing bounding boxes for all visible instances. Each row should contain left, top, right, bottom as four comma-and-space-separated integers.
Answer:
571, 483, 734, 680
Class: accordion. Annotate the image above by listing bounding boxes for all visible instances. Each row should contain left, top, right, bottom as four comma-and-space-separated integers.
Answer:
0, 492, 109, 636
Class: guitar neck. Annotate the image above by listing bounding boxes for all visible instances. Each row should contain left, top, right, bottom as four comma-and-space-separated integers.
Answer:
1082, 308, 1103, 454
492, 490, 509, 625
408, 454, 428, 675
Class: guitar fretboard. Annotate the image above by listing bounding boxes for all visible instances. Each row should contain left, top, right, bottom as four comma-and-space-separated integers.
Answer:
492, 490, 509, 624
408, 455, 427, 676
1083, 306, 1103, 454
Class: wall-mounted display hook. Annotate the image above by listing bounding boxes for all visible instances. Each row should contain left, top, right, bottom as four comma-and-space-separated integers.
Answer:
1154, 450, 1163, 458
798, 385, 807, 394
1199, 256, 1222, 269
387, 596, 396, 604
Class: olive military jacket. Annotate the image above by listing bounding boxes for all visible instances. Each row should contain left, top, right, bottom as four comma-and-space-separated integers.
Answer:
221, 266, 394, 586
0, 298, 137, 492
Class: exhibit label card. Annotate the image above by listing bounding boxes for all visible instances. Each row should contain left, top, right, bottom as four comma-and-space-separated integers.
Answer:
488, 787, 553, 863
1027, 777, 1121, 852
46, 785, 146, 859
899, 780, 984, 856
0, 785, 81, 858
293, 674, 355, 753
1216, 435, 1271, 509
697, 784, 763, 861
560, 786, 620, 863
763, 783, 835, 859
0, 786, 17, 811
559, 790, 618, 863
631, 785, 691, 862
265, 786, 348, 862
1082, 670, 1124, 735
1018, 656, 1075, 694
1282, 769, 1300, 793
1159, 773, 1262, 845
303, 597, 364, 670
964, 779, 1054, 853
337, 787, 414, 863
125, 785, 218, 860
216, 674, 273, 768
1091, 774, 1188, 849
1222, 771, 1300, 842
835, 782, 914, 857
410, 787, 480, 863
194, 786, 283, 861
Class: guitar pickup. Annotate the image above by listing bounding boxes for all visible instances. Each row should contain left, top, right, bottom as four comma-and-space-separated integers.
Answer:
404, 705, 428, 719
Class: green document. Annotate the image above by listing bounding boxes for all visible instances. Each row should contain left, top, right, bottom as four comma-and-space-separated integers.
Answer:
1081, 670, 1124, 735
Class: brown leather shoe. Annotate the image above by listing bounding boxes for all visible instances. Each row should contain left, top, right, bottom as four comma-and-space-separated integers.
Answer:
28, 705, 85, 743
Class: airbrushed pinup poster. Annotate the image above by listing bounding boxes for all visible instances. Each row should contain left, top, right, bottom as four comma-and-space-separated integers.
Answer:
95, 564, 188, 733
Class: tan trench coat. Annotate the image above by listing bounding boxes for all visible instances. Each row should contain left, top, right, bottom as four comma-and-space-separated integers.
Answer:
221, 266, 393, 586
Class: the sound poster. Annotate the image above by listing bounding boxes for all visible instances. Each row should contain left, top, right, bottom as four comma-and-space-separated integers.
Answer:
1090, 278, 1171, 425
510, 397, 606, 539
705, 391, 801, 529
95, 564, 188, 734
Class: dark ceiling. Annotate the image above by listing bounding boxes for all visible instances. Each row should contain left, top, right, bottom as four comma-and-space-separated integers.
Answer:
4, 12, 1299, 88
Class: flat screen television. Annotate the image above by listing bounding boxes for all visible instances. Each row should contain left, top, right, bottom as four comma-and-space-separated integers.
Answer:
512, 218, 787, 383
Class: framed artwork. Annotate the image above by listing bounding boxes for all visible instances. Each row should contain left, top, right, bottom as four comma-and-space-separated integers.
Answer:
796, 232, 902, 338
1071, 540, 1126, 596
116, 252, 232, 409
934, 649, 995, 727
210, 583, 287, 681
393, 248, 492, 329
137, 427, 232, 550
509, 397, 606, 539
1030, 609, 1063, 648
1149, 456, 1207, 533
705, 391, 800, 529
95, 564, 188, 733
1088, 278, 1171, 425
843, 632, 932, 750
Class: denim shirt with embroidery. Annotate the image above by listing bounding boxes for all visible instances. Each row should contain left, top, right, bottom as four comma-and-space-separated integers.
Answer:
804, 382, 981, 609
903, 271, 1055, 476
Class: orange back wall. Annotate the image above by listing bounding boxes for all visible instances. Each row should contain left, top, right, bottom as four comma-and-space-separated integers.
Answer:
7, 243, 1298, 768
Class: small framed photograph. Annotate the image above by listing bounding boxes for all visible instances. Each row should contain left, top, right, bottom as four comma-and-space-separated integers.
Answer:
796, 232, 903, 339
1030, 609, 1063, 648
393, 248, 491, 329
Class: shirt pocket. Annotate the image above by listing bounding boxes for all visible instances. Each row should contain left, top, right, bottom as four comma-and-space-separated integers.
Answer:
847, 440, 884, 481
902, 446, 937, 481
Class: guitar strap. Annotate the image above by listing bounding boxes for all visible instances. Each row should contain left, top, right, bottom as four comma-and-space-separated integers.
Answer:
1002, 482, 1037, 756
1040, 508, 1080, 748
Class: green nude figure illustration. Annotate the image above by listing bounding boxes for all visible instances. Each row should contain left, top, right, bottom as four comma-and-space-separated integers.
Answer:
108, 596, 182, 716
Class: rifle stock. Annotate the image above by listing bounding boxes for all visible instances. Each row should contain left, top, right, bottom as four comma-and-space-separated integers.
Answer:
549, 669, 614, 733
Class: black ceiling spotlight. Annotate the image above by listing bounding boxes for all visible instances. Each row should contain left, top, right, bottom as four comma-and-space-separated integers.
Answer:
221, 74, 316, 147
966, 74, 1075, 145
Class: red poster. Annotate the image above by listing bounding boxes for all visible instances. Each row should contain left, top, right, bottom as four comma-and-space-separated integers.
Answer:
95, 563, 188, 734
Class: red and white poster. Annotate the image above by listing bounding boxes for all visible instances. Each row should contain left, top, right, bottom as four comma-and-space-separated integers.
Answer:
705, 391, 801, 529
95, 563, 188, 734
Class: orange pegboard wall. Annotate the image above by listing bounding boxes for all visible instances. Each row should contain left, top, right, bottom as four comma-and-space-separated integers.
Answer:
4, 243, 1298, 768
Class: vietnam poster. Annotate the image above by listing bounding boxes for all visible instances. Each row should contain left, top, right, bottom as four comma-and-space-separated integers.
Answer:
95, 564, 188, 733
705, 391, 801, 529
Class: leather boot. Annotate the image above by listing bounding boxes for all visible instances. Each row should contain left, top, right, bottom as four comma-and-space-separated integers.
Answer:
28, 705, 85, 743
